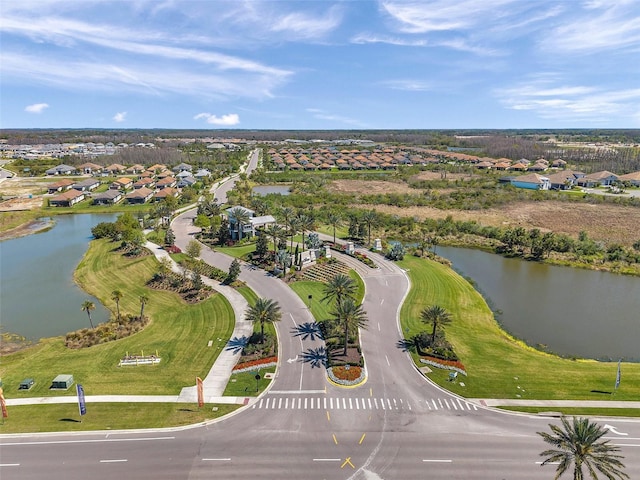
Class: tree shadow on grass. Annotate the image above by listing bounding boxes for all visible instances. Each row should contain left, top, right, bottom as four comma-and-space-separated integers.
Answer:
291, 322, 324, 341
226, 336, 249, 354
60, 418, 82, 423
300, 347, 328, 368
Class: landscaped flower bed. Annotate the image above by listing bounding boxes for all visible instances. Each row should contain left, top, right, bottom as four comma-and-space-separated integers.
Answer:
327, 365, 366, 386
420, 356, 467, 376
233, 356, 278, 374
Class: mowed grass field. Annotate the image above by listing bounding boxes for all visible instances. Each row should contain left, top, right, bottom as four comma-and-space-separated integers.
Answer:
0, 238, 235, 397
398, 254, 640, 401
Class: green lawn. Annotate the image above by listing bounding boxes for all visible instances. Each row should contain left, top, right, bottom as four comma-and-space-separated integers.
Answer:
498, 406, 640, 418
398, 255, 640, 402
0, 239, 235, 397
217, 242, 257, 259
223, 367, 276, 396
0, 403, 240, 434
289, 269, 365, 323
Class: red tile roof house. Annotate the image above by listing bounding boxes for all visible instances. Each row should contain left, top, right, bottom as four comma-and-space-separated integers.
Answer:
47, 179, 75, 194
133, 177, 155, 189
125, 187, 154, 204
77, 162, 103, 175
155, 176, 177, 189
49, 189, 85, 207
126, 164, 145, 174
153, 187, 180, 201
110, 177, 133, 190
105, 163, 127, 174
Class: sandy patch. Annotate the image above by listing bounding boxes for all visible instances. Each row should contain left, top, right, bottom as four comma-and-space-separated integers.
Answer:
328, 180, 415, 195
0, 197, 43, 212
0, 177, 50, 197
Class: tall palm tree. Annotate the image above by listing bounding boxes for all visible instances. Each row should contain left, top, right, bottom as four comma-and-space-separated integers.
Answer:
275, 249, 292, 271
279, 206, 294, 237
322, 274, 356, 308
420, 305, 452, 345
81, 300, 96, 329
327, 212, 342, 245
289, 216, 302, 253
111, 290, 123, 322
228, 206, 251, 241
361, 209, 378, 246
538, 416, 628, 480
139, 294, 149, 320
266, 223, 284, 255
331, 297, 368, 355
245, 298, 282, 343
297, 213, 315, 252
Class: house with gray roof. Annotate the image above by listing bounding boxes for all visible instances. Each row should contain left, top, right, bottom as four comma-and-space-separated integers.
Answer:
45, 164, 76, 175
93, 189, 123, 205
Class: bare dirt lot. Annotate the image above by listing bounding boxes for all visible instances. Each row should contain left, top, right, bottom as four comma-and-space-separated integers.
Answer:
327, 179, 416, 195
0, 197, 43, 212
0, 177, 50, 198
363, 201, 640, 246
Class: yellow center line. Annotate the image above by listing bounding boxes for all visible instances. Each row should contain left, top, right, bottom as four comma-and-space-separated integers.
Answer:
359, 433, 366, 445
326, 410, 331, 422
332, 434, 338, 445
341, 457, 355, 469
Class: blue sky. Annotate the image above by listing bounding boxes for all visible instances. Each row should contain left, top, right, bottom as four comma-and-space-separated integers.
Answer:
2, 0, 640, 129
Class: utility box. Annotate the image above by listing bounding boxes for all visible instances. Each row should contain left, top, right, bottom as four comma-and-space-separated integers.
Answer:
19, 378, 35, 390
50, 374, 74, 390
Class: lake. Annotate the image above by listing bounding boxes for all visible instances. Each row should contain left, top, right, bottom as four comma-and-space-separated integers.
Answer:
252, 185, 290, 196
437, 246, 640, 361
0, 214, 117, 340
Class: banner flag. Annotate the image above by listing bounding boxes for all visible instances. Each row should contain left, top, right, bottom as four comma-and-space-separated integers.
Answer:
196, 377, 204, 407
0, 388, 8, 419
615, 360, 621, 390
77, 384, 87, 416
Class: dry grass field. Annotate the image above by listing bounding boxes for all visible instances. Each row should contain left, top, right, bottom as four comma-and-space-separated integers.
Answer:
362, 201, 640, 246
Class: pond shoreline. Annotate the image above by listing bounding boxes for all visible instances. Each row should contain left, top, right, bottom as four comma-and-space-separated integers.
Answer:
0, 217, 54, 242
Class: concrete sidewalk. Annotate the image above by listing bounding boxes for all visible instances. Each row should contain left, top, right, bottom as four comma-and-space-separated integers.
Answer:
144, 241, 253, 403
5, 395, 250, 407
473, 398, 640, 409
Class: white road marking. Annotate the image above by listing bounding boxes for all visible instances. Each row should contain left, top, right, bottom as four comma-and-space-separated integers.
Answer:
380, 298, 384, 305
604, 424, 628, 436
304, 397, 308, 409
0, 436, 175, 446
378, 322, 381, 331
349, 398, 353, 409
313, 458, 341, 462
0, 464, 20, 467
289, 313, 296, 325
432, 399, 438, 410
536, 461, 560, 465
278, 398, 283, 409
203, 458, 231, 461
100, 459, 127, 463
423, 459, 452, 463
385, 355, 390, 366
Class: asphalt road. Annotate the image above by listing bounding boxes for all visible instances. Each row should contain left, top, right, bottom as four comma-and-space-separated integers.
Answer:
2, 150, 640, 479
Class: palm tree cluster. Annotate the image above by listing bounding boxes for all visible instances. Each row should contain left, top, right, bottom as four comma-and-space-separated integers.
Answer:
245, 298, 282, 344
322, 274, 368, 356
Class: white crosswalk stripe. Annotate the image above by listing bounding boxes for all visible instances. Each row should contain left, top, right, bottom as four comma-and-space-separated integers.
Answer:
252, 395, 479, 412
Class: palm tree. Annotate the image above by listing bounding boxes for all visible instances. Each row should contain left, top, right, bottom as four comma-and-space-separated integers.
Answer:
111, 290, 123, 322
266, 223, 284, 256
279, 206, 294, 237
228, 206, 251, 241
322, 274, 356, 308
81, 300, 96, 329
297, 213, 315, 252
331, 297, 368, 355
139, 294, 149, 320
327, 212, 342, 245
361, 209, 378, 246
538, 416, 628, 480
275, 249, 292, 271
420, 305, 452, 345
245, 298, 282, 343
289, 216, 302, 253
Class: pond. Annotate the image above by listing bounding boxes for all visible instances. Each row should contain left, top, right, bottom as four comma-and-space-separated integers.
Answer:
0, 214, 117, 340
436, 246, 640, 361
252, 185, 290, 196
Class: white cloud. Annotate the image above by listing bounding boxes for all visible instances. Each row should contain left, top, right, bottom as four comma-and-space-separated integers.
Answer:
541, 3, 640, 53
194, 113, 240, 126
1, 53, 284, 100
24, 103, 49, 113
497, 78, 640, 122
305, 108, 367, 127
113, 111, 127, 122
380, 80, 433, 91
